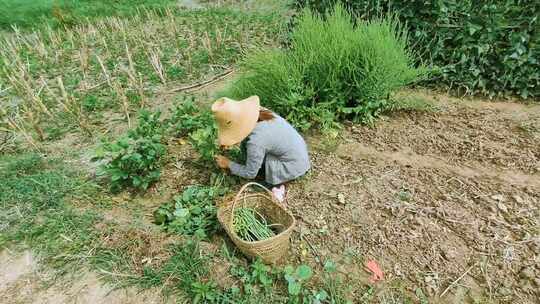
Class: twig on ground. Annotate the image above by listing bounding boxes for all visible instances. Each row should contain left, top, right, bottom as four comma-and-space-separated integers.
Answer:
76, 81, 107, 92
300, 229, 324, 267
98, 268, 137, 278
168, 69, 234, 93
440, 263, 476, 297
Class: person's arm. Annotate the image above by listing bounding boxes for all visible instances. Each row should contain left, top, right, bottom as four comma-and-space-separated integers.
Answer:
229, 142, 265, 180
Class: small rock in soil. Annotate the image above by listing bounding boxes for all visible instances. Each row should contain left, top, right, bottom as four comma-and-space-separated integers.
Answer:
491, 194, 505, 201
337, 193, 346, 204
513, 195, 524, 204
497, 202, 508, 213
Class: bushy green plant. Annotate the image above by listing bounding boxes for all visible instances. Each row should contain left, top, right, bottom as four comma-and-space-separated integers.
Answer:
97, 110, 166, 192
223, 5, 425, 129
153, 185, 225, 239
168, 96, 214, 137
294, 0, 540, 99
189, 125, 219, 163
284, 264, 313, 303
168, 98, 246, 168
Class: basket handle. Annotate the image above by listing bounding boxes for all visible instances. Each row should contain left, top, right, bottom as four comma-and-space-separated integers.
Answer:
229, 182, 275, 229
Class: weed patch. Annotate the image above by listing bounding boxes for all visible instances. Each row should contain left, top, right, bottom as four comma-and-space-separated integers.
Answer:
223, 4, 426, 130
154, 185, 226, 239
0, 153, 102, 275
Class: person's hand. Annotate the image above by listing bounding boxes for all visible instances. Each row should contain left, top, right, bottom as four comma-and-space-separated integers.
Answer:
215, 155, 230, 169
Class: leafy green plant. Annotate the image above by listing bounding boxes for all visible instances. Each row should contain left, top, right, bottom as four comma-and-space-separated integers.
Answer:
223, 4, 426, 129
82, 94, 106, 111
191, 281, 219, 304
189, 125, 219, 163
227, 258, 282, 299
154, 185, 225, 239
168, 96, 214, 137
294, 0, 540, 99
5, 152, 44, 175
97, 110, 166, 192
284, 264, 313, 302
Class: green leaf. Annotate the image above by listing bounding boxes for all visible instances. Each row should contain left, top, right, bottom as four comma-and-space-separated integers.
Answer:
316, 290, 328, 300
132, 176, 142, 187
295, 265, 312, 281
284, 265, 294, 275
288, 281, 301, 296
174, 208, 189, 218
324, 260, 337, 273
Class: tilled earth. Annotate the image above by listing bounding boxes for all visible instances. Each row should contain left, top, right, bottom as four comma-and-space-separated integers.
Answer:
288, 94, 540, 303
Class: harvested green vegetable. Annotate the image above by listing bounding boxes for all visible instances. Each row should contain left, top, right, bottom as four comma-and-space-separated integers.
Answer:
233, 207, 275, 242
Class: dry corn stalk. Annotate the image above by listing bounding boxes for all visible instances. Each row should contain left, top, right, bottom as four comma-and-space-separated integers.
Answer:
112, 82, 131, 127
78, 45, 90, 89
124, 43, 146, 108
24, 108, 45, 141
95, 54, 112, 88
1, 113, 40, 150
34, 34, 48, 59
147, 47, 166, 84
202, 31, 213, 61
56, 77, 92, 136
1, 55, 53, 118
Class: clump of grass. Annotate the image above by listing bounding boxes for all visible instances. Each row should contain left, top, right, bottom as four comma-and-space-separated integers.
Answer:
223, 4, 427, 130
4, 152, 44, 175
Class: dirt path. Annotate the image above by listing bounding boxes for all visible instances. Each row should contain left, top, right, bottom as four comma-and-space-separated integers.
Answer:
289, 93, 540, 303
0, 250, 168, 304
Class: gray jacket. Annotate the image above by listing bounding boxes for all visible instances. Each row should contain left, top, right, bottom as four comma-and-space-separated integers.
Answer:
229, 114, 310, 185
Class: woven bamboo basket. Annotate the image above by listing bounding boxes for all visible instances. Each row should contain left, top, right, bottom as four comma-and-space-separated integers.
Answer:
217, 182, 296, 264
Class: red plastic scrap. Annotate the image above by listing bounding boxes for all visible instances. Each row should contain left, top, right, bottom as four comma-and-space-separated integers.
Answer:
365, 260, 384, 283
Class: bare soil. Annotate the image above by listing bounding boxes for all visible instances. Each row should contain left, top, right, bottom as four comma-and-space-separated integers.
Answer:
288, 92, 540, 303
1, 91, 539, 303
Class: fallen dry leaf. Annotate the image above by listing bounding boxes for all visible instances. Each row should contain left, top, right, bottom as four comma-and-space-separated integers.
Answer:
365, 260, 384, 283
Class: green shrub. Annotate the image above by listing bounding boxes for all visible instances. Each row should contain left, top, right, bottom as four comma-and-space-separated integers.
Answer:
294, 0, 540, 99
223, 5, 425, 129
97, 110, 166, 192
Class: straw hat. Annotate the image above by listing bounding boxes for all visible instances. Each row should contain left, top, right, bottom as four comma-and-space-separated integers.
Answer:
211, 96, 260, 146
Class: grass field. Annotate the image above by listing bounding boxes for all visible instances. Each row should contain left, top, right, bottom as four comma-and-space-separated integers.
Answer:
0, 0, 177, 30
